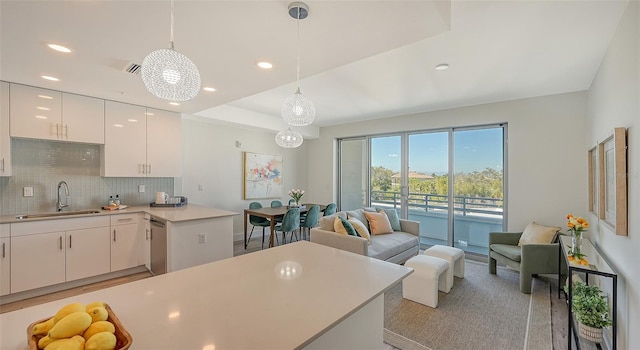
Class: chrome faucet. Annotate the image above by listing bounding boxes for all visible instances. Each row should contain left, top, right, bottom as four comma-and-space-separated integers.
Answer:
57, 181, 70, 212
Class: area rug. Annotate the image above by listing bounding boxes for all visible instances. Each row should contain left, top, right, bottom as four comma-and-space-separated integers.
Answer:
383, 260, 552, 350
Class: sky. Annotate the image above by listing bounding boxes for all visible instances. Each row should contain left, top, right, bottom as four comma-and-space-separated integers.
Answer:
371, 128, 504, 174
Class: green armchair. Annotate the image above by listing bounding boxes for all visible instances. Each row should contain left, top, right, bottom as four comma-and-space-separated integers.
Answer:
489, 231, 565, 294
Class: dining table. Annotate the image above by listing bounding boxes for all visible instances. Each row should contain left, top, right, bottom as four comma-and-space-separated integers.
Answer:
243, 203, 325, 248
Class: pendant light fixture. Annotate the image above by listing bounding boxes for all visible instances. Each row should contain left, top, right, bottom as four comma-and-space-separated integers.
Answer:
141, 0, 200, 102
281, 2, 315, 127
275, 128, 304, 148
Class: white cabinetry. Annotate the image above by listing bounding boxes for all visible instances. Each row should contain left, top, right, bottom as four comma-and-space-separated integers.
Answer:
110, 213, 142, 271
146, 108, 181, 177
65, 227, 111, 281
0, 82, 11, 176
102, 102, 181, 177
9, 84, 104, 143
10, 216, 110, 293
1, 224, 10, 296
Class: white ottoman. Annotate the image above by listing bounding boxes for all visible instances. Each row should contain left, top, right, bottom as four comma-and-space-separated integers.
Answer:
402, 255, 449, 308
423, 245, 465, 293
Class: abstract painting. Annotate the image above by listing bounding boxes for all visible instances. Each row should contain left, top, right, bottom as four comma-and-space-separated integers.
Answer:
243, 152, 283, 199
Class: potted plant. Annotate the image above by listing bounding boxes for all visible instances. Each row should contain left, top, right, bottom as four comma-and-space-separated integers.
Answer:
568, 281, 612, 343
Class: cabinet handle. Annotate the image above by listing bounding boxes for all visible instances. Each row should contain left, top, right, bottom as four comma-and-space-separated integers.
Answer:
64, 124, 69, 139
69, 235, 72, 248
117, 218, 133, 222
59, 236, 63, 250
2, 242, 5, 258
146, 229, 150, 240
147, 164, 151, 174
113, 229, 116, 242
55, 124, 60, 138
1, 158, 4, 172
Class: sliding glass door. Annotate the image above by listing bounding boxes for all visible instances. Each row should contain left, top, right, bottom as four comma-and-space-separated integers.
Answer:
338, 124, 506, 255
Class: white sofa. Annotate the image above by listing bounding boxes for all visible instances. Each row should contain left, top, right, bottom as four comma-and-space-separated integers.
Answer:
310, 209, 420, 264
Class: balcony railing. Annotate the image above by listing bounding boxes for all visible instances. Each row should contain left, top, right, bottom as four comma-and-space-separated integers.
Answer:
371, 191, 503, 218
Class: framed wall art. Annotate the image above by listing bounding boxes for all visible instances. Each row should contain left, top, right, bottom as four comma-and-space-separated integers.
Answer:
243, 152, 283, 200
598, 127, 627, 236
588, 147, 598, 214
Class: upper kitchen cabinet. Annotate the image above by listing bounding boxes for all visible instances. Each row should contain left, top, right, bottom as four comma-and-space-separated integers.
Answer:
102, 101, 147, 177
0, 82, 11, 176
102, 103, 181, 177
9, 83, 104, 144
146, 108, 181, 177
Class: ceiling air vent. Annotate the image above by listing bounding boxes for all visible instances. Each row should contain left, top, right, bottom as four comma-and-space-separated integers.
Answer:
123, 62, 141, 75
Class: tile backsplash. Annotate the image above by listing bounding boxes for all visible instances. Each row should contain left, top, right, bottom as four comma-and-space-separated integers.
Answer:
0, 138, 174, 215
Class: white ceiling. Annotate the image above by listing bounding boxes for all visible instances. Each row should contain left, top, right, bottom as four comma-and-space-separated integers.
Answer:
0, 1, 629, 135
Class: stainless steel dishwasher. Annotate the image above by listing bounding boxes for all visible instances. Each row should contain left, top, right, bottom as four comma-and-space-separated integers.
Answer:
150, 217, 167, 275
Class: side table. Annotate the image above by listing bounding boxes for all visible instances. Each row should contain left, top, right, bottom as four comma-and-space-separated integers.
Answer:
558, 234, 617, 350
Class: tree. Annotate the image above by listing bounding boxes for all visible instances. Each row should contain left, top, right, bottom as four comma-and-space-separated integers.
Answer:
371, 166, 393, 191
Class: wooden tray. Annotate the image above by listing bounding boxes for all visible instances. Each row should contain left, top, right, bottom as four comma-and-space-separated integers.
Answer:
27, 304, 132, 350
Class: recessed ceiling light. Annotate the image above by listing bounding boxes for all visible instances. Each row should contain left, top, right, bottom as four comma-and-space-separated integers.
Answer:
169, 102, 180, 106
203, 87, 216, 92
38, 94, 53, 99
41, 75, 60, 81
127, 119, 138, 122
113, 124, 124, 128
48, 44, 71, 53
37, 107, 51, 111
146, 112, 155, 116
435, 63, 449, 71
257, 61, 273, 69
35, 115, 48, 120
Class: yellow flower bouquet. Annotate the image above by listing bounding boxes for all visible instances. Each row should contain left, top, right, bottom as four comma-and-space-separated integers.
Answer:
566, 214, 589, 265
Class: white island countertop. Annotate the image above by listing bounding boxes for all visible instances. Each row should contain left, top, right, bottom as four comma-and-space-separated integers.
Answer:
0, 241, 412, 349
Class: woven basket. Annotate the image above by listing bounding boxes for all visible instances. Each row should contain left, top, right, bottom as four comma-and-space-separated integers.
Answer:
578, 323, 603, 343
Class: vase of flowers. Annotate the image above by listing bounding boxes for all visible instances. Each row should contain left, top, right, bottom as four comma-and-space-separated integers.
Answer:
288, 189, 304, 207
566, 214, 589, 258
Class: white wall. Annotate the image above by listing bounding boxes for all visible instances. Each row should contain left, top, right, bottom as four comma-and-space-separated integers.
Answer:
306, 91, 588, 231
178, 117, 307, 240
586, 2, 638, 349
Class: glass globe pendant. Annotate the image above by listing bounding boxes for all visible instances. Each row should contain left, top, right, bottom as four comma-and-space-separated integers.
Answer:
141, 0, 200, 101
275, 128, 303, 148
281, 2, 315, 127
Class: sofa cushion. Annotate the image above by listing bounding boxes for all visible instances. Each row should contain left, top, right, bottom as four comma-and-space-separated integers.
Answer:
318, 212, 346, 231
348, 217, 371, 243
376, 207, 401, 231
490, 244, 522, 262
369, 232, 419, 261
364, 211, 394, 235
346, 209, 369, 230
518, 221, 560, 246
335, 216, 358, 236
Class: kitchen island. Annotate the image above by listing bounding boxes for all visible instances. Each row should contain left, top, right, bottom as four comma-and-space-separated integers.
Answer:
0, 241, 412, 349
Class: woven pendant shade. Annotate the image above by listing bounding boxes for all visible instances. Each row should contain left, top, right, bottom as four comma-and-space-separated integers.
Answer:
275, 128, 303, 148
281, 88, 315, 126
141, 46, 200, 101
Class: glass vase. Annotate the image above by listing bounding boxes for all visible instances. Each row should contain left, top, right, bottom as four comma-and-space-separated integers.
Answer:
571, 230, 583, 256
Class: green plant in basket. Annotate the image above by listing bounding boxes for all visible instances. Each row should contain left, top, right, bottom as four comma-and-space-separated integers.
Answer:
567, 281, 612, 329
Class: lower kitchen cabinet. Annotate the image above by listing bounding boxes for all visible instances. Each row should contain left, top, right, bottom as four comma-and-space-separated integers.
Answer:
110, 214, 142, 272
11, 231, 66, 293
66, 227, 110, 281
1, 224, 10, 296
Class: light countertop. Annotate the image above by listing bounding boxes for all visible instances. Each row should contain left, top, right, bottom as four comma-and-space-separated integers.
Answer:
0, 204, 237, 224
0, 241, 412, 350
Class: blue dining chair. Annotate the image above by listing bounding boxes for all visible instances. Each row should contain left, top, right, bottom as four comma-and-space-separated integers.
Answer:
324, 203, 337, 216
300, 205, 320, 240
248, 202, 271, 249
271, 200, 283, 207
275, 208, 300, 244
288, 198, 296, 206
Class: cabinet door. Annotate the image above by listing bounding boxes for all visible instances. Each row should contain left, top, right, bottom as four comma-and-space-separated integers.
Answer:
111, 223, 141, 271
66, 227, 110, 282
9, 84, 62, 140
62, 93, 105, 144
0, 82, 11, 176
11, 232, 66, 293
102, 101, 147, 177
146, 108, 181, 177
0, 237, 10, 296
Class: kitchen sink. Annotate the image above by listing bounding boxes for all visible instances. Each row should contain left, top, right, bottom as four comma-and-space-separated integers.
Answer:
15, 210, 101, 220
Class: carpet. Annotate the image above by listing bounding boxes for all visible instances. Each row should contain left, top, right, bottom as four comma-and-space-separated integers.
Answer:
383, 260, 552, 350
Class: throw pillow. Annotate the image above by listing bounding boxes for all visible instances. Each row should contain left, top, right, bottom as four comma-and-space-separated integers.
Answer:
346, 209, 369, 230
517, 221, 561, 246
364, 210, 394, 235
376, 207, 401, 231
348, 217, 371, 243
334, 216, 358, 236
319, 212, 346, 231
